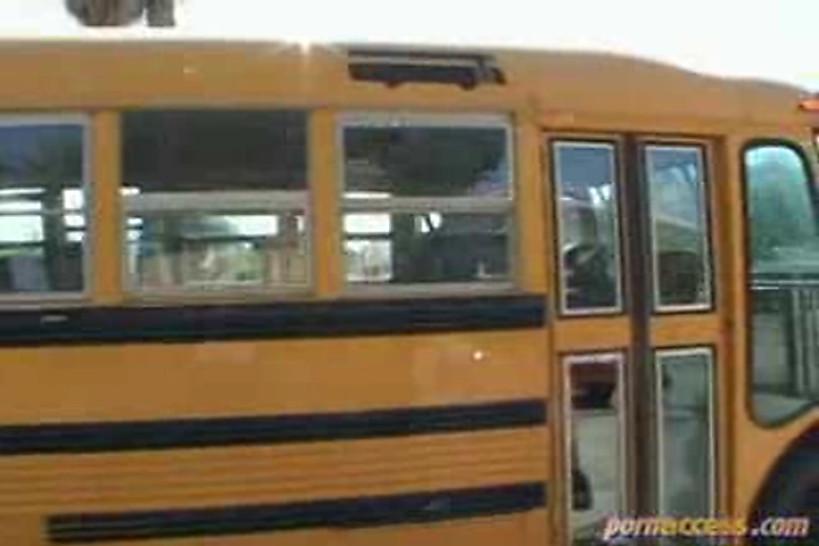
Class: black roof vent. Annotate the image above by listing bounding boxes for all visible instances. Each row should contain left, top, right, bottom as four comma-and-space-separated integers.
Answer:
347, 48, 506, 90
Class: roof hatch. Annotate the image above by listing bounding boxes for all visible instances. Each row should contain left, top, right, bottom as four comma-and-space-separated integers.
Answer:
347, 48, 506, 90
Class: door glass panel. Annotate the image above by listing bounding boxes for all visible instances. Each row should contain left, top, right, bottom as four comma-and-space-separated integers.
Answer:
553, 142, 622, 314
644, 145, 712, 311
656, 348, 715, 517
565, 353, 626, 543
744, 143, 819, 423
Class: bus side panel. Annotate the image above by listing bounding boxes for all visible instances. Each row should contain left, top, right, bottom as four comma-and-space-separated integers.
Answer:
0, 329, 551, 545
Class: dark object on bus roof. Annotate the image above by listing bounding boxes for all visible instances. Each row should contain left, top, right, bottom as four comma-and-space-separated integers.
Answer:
347, 49, 506, 90
64, 0, 175, 27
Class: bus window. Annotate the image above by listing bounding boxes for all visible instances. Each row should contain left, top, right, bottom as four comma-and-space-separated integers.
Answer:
644, 145, 712, 311
0, 119, 87, 296
552, 141, 622, 314
564, 353, 627, 544
655, 348, 715, 517
122, 110, 309, 293
341, 114, 513, 288
745, 143, 819, 424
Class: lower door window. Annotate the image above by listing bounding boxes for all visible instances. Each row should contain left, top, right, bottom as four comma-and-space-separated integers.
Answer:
655, 347, 716, 517
565, 352, 627, 543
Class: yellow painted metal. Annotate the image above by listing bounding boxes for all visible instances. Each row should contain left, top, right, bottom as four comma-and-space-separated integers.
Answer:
90, 111, 124, 304
0, 429, 547, 513
0, 330, 547, 423
308, 108, 343, 298
721, 129, 819, 525
515, 116, 549, 293
0, 43, 808, 132
0, 40, 814, 546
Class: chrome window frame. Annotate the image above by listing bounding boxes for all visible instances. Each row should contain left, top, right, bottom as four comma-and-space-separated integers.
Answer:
338, 111, 517, 294
654, 346, 717, 517
0, 114, 92, 306
120, 110, 313, 299
644, 144, 713, 313
552, 140, 624, 316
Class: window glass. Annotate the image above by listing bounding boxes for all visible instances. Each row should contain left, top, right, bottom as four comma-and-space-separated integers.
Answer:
341, 116, 513, 287
553, 142, 622, 313
344, 125, 509, 198
122, 110, 308, 292
745, 143, 819, 423
344, 212, 509, 284
123, 110, 306, 193
0, 122, 86, 295
656, 348, 715, 517
129, 212, 306, 289
565, 353, 626, 544
645, 145, 712, 310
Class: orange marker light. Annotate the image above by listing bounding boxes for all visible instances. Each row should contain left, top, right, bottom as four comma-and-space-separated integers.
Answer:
801, 96, 819, 112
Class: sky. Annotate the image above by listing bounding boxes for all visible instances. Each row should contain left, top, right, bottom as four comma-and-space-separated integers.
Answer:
0, 0, 817, 90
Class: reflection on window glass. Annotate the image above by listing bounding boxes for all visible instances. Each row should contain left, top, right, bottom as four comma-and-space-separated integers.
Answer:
645, 145, 712, 310
122, 110, 309, 292
344, 125, 509, 198
745, 144, 819, 424
123, 110, 306, 193
344, 212, 509, 284
553, 142, 621, 313
0, 122, 86, 295
342, 117, 513, 287
129, 212, 306, 289
656, 348, 715, 517
565, 353, 626, 544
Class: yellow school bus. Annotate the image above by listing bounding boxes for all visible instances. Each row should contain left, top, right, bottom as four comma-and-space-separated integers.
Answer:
0, 41, 815, 546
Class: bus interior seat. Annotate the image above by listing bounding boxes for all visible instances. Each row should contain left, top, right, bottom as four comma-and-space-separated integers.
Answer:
396, 231, 507, 283
657, 250, 703, 304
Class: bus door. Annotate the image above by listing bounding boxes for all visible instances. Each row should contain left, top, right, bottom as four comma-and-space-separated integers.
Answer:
545, 135, 720, 544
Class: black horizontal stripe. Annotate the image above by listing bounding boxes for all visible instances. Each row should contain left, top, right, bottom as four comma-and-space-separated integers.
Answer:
0, 399, 546, 456
0, 294, 545, 347
48, 482, 546, 543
